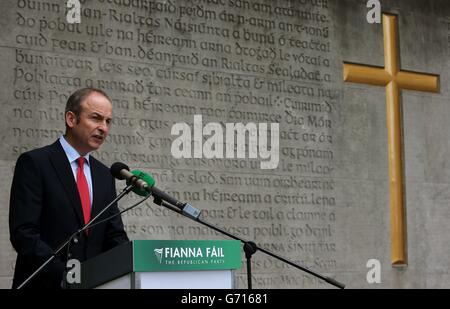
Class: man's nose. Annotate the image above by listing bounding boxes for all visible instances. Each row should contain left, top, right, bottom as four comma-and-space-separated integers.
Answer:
98, 121, 109, 133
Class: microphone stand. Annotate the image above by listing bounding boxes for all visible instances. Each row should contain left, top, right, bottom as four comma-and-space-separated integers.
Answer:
16, 184, 134, 289
152, 197, 345, 289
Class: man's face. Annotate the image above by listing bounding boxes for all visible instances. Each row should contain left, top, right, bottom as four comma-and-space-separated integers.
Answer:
66, 92, 113, 155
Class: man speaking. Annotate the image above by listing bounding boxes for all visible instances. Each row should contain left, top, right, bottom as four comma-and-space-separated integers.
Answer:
9, 88, 129, 289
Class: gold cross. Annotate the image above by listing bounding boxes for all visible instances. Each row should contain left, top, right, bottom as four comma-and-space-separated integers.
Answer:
343, 13, 439, 266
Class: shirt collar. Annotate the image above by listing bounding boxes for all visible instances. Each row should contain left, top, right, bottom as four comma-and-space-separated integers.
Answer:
59, 136, 90, 166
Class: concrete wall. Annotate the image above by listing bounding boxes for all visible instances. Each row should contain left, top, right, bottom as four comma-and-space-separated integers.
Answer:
0, 0, 449, 288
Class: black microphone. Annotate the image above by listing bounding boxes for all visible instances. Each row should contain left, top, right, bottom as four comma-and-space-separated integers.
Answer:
110, 162, 201, 220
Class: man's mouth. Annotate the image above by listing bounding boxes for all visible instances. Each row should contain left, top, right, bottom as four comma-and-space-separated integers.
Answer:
92, 135, 104, 142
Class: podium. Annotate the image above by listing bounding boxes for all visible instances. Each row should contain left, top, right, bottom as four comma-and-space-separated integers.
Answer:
76, 240, 242, 289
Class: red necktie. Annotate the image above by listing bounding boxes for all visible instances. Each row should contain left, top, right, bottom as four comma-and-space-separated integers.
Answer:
76, 157, 91, 226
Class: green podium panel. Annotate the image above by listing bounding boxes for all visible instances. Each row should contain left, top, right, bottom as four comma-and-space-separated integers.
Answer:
78, 240, 242, 289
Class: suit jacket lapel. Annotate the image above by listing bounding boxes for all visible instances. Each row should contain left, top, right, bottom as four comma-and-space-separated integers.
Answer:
48, 141, 84, 226
89, 158, 103, 220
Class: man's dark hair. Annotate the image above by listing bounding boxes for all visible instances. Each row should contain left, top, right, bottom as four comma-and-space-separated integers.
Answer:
65, 88, 111, 126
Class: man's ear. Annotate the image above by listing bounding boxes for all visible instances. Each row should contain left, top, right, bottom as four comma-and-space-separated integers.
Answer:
66, 111, 77, 128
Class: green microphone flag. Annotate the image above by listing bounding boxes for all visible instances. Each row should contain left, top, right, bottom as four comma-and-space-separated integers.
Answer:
126, 170, 155, 196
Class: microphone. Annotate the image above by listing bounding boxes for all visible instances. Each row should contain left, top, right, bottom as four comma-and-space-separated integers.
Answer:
110, 162, 201, 220
110, 162, 153, 194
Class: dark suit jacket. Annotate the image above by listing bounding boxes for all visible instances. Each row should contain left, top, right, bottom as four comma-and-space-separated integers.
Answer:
9, 140, 129, 289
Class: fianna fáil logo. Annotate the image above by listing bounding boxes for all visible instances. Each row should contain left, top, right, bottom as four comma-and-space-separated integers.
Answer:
153, 246, 225, 266
154, 248, 163, 264
134, 240, 242, 272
